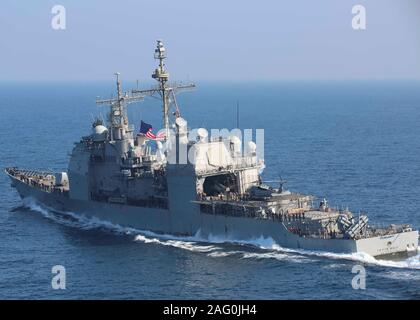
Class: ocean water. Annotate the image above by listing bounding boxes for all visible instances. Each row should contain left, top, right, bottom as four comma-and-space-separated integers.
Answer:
0, 80, 419, 299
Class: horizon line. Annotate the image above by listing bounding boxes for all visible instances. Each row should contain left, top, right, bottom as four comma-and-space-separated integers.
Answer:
1, 78, 420, 84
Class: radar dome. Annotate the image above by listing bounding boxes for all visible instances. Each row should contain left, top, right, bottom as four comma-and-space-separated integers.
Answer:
175, 117, 188, 136
175, 117, 187, 128
197, 128, 208, 142
92, 125, 108, 142
229, 135, 241, 154
247, 141, 257, 154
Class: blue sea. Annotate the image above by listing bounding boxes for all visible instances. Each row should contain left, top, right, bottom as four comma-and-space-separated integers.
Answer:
0, 80, 419, 299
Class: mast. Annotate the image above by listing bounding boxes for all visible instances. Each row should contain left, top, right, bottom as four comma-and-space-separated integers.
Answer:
114, 72, 124, 128
96, 73, 144, 141
132, 40, 195, 140
152, 40, 170, 136
236, 100, 240, 128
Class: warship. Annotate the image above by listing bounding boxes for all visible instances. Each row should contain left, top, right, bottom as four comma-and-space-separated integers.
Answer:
6, 40, 418, 258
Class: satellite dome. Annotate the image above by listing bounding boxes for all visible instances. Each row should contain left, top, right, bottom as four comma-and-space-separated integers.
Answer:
92, 125, 108, 141
230, 135, 241, 144
247, 141, 257, 154
197, 128, 208, 142
229, 135, 241, 153
175, 117, 188, 136
175, 117, 187, 128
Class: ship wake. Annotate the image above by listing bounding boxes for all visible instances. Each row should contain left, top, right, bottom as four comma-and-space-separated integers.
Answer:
21, 198, 420, 270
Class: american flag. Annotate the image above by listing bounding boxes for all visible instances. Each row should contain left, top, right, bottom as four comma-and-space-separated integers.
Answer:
138, 121, 166, 140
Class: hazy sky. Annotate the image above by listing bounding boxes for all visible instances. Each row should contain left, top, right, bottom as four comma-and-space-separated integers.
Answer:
1, 0, 419, 81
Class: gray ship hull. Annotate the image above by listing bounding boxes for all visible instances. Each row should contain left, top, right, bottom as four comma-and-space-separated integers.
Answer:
9, 172, 418, 258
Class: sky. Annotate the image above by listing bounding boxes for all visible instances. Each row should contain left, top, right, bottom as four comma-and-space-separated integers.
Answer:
0, 0, 419, 81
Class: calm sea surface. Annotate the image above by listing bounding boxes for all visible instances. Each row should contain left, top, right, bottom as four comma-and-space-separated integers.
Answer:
0, 81, 419, 299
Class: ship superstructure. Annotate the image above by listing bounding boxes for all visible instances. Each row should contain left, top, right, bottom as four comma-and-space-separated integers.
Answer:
6, 41, 418, 258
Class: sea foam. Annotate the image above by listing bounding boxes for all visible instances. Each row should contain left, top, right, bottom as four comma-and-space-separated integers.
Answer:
23, 198, 420, 270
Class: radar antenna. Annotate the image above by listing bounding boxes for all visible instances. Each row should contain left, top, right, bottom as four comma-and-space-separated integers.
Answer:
132, 40, 195, 139
96, 73, 144, 141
